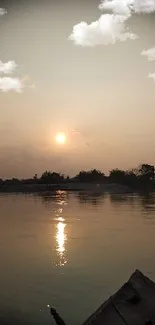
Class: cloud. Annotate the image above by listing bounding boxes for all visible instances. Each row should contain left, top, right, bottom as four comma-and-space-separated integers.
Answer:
69, 0, 155, 47
0, 8, 7, 15
0, 77, 27, 93
0, 74, 35, 93
99, 0, 155, 15
69, 14, 137, 46
141, 47, 155, 82
0, 61, 17, 74
133, 0, 155, 13
0, 8, 35, 93
148, 72, 155, 81
141, 47, 155, 61
99, 0, 133, 16
71, 129, 81, 135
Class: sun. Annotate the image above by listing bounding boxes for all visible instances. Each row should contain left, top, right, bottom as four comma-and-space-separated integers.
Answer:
55, 132, 66, 144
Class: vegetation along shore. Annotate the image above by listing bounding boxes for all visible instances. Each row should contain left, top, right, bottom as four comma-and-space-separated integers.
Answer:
0, 164, 155, 193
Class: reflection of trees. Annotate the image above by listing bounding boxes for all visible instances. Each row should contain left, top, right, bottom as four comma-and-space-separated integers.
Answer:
40, 194, 55, 204
109, 192, 155, 215
78, 191, 105, 205
38, 191, 69, 207
139, 192, 155, 213
109, 193, 135, 206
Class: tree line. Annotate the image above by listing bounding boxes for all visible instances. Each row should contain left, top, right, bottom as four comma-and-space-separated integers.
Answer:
0, 164, 155, 190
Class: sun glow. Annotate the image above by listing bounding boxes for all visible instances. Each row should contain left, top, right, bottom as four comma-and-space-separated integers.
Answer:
55, 132, 66, 144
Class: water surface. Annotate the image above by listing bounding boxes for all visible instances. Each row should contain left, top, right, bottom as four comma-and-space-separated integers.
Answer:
0, 191, 155, 324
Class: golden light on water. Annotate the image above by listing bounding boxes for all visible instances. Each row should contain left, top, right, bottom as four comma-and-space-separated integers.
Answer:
56, 222, 66, 254
54, 193, 68, 266
55, 218, 67, 266
55, 132, 66, 144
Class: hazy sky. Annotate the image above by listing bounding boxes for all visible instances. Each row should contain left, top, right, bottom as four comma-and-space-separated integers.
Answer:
1, 0, 155, 178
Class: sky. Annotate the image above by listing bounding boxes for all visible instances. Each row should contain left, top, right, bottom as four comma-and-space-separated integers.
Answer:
1, 0, 155, 178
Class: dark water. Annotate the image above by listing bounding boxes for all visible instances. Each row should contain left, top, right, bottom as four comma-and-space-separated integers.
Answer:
0, 191, 155, 325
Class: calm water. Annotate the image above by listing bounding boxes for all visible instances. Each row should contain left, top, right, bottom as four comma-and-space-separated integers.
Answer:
0, 191, 155, 324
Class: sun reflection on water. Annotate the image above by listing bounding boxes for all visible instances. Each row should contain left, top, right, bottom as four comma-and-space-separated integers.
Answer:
55, 193, 68, 266
56, 222, 66, 254
56, 221, 67, 266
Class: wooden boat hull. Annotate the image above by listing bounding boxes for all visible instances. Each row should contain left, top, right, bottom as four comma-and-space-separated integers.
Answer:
51, 270, 155, 325
83, 269, 155, 325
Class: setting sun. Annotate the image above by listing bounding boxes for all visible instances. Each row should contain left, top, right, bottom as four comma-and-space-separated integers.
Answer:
55, 132, 66, 144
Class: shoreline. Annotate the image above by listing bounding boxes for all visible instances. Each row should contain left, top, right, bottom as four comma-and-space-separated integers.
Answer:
0, 182, 133, 194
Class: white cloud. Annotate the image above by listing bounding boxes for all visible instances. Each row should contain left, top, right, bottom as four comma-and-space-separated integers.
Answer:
148, 72, 155, 81
0, 77, 25, 93
0, 8, 35, 93
70, 0, 155, 48
99, 0, 155, 15
99, 0, 133, 16
0, 61, 17, 74
0, 76, 35, 92
69, 14, 137, 46
133, 0, 155, 13
141, 47, 155, 61
0, 8, 7, 15
141, 47, 155, 84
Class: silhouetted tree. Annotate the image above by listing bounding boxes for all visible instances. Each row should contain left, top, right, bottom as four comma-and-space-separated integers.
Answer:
75, 169, 105, 182
109, 169, 139, 188
33, 173, 38, 181
138, 164, 154, 181
40, 171, 65, 184
4, 178, 20, 185
1, 163, 155, 191
124, 170, 138, 189
109, 169, 126, 184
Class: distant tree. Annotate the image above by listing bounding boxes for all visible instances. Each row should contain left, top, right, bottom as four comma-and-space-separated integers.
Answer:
89, 169, 105, 182
75, 169, 105, 182
109, 169, 126, 184
109, 165, 155, 189
138, 164, 155, 182
124, 170, 138, 188
33, 174, 38, 180
1, 163, 155, 190
40, 171, 65, 184
4, 178, 20, 185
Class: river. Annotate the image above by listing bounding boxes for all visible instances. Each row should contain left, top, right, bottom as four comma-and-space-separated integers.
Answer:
0, 191, 155, 325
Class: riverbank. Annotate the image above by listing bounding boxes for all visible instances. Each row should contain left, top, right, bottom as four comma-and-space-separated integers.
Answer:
0, 182, 132, 194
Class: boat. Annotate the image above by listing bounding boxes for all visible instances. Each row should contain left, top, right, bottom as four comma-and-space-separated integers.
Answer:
51, 269, 155, 325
